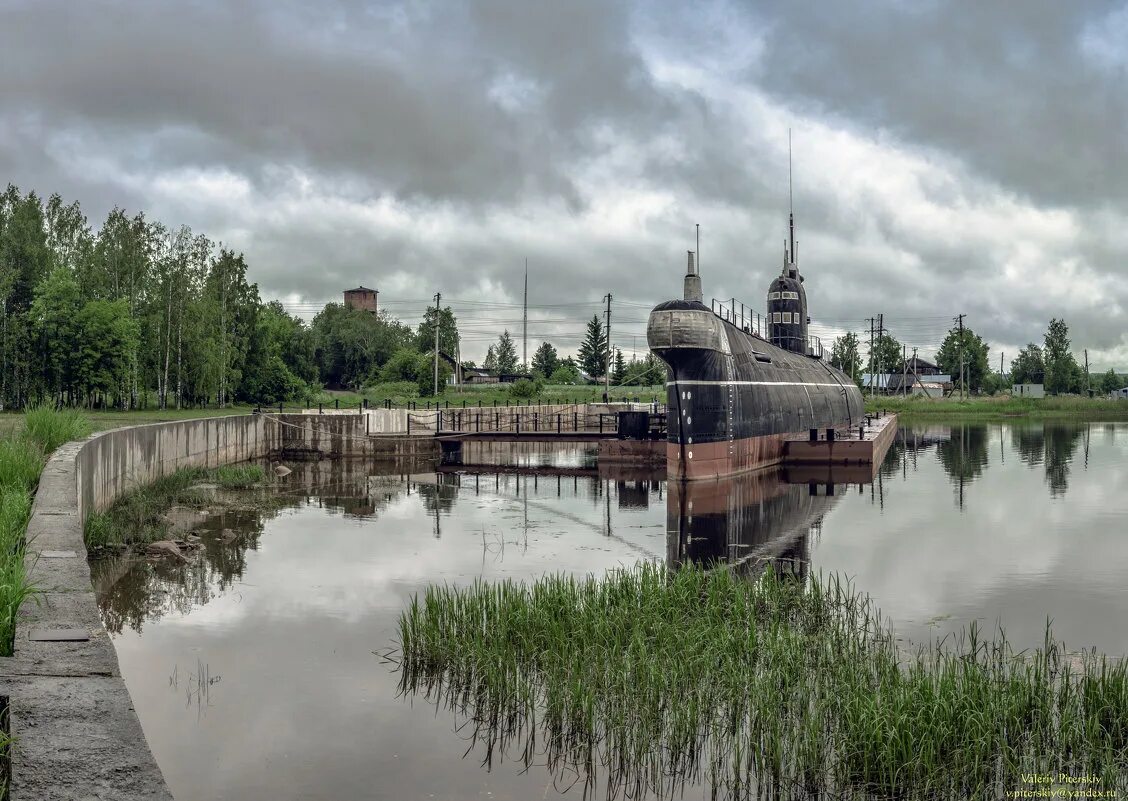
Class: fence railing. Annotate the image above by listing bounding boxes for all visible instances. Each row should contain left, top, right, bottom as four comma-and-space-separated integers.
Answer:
406, 407, 668, 437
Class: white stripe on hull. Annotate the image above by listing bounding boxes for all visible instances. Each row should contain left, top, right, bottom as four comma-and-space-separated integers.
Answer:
667, 380, 849, 388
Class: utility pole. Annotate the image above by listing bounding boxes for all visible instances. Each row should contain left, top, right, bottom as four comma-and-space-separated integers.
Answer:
955, 314, 966, 400
523, 260, 528, 373
1084, 349, 1090, 396
902, 344, 907, 398
877, 313, 884, 396
433, 291, 441, 397
604, 293, 613, 402
868, 317, 875, 398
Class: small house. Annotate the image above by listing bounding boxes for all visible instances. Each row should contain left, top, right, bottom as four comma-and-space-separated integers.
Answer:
1013, 383, 1045, 398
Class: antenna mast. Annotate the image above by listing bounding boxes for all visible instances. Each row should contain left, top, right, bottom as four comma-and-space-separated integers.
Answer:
788, 128, 795, 266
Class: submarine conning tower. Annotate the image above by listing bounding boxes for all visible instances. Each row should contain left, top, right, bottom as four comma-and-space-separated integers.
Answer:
767, 212, 809, 354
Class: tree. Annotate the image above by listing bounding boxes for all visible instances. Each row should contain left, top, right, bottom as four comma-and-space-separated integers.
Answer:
829, 332, 862, 384
1099, 368, 1124, 395
311, 304, 413, 390
936, 325, 990, 393
869, 332, 902, 378
73, 299, 140, 405
30, 267, 82, 403
483, 345, 498, 372
621, 353, 664, 386
577, 314, 607, 377
415, 353, 450, 396
1010, 344, 1045, 385
612, 349, 627, 383
416, 305, 459, 360
531, 341, 559, 378
1043, 318, 1082, 394
494, 330, 519, 374
549, 363, 581, 384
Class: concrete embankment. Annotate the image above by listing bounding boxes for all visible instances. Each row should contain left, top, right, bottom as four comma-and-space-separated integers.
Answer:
1, 412, 404, 800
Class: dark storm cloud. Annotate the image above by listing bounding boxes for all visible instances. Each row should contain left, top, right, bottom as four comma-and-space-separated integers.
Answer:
749, 0, 1128, 209
0, 0, 674, 206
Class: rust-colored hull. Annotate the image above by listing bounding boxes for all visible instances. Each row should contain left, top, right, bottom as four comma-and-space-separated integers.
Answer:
667, 433, 786, 481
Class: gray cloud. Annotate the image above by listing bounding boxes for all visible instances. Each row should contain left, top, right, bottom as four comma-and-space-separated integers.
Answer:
1, 0, 1126, 367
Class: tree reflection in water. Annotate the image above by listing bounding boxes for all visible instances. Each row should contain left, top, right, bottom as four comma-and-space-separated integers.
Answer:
94, 458, 436, 635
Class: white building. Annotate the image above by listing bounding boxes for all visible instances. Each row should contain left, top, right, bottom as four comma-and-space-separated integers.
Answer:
1013, 383, 1045, 398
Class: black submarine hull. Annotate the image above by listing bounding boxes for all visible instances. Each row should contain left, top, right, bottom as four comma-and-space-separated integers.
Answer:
647, 299, 865, 480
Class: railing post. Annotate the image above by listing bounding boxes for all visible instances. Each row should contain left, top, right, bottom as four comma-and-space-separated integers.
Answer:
573, 411, 578, 431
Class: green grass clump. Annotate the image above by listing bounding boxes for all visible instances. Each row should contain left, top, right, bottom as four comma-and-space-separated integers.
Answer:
84, 463, 269, 549
213, 464, 265, 489
396, 564, 1128, 800
0, 439, 45, 494
84, 467, 209, 547
0, 406, 91, 655
22, 404, 91, 453
0, 487, 34, 654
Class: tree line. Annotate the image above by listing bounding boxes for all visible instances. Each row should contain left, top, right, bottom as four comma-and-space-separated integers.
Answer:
1, 186, 664, 411
828, 317, 1124, 396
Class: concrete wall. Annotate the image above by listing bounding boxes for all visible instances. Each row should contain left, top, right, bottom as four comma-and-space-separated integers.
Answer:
2, 412, 397, 800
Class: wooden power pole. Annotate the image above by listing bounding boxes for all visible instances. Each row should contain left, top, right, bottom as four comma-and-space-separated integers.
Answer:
433, 291, 441, 397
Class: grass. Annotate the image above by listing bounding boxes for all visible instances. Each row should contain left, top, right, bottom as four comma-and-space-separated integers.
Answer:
0, 407, 92, 657
395, 564, 1128, 800
84, 464, 267, 549
21, 404, 91, 453
866, 394, 1128, 420
213, 464, 266, 490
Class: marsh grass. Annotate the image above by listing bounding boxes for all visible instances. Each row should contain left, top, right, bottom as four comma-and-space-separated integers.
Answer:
395, 564, 1128, 800
0, 440, 44, 494
0, 406, 91, 656
85, 463, 267, 549
22, 404, 91, 453
212, 464, 265, 490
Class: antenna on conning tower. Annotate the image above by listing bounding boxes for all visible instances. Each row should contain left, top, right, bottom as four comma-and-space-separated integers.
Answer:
787, 128, 796, 267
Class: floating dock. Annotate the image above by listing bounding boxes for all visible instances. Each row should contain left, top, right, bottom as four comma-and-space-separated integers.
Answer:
781, 411, 898, 479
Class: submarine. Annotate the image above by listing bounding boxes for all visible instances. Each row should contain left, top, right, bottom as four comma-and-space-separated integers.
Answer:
647, 214, 865, 480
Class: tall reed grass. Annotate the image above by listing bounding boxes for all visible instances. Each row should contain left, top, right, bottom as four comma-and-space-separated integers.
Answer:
22, 404, 91, 454
396, 564, 1128, 800
0, 406, 89, 656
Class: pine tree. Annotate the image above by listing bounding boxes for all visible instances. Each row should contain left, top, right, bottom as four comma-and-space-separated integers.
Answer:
612, 348, 626, 383
495, 330, 519, 373
531, 341, 559, 378
577, 315, 607, 377
483, 345, 497, 372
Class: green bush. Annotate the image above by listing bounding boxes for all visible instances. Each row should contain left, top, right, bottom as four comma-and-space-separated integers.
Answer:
508, 378, 539, 399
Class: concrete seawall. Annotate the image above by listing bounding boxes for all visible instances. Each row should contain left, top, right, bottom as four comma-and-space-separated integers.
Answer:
1, 412, 410, 800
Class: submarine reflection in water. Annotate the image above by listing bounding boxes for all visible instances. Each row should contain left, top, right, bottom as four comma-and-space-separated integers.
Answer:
667, 465, 865, 579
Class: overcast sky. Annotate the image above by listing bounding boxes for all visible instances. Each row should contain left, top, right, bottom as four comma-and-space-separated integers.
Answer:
2, 0, 1126, 367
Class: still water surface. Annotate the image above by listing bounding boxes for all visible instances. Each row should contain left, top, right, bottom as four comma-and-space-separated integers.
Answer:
94, 422, 1128, 800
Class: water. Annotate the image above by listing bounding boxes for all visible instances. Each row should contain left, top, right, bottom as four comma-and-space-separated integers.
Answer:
93, 422, 1128, 800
